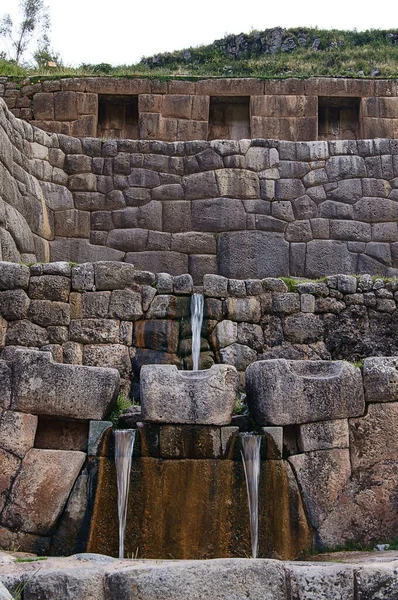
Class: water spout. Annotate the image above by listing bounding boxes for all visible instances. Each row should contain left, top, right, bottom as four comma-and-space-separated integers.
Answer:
191, 293, 204, 371
240, 433, 261, 558
115, 429, 136, 559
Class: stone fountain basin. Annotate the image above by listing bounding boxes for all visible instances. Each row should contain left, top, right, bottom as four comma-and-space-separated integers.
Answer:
140, 364, 239, 425
246, 359, 364, 426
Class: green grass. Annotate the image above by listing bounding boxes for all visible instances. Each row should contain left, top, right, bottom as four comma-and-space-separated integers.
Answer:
2, 28, 398, 80
107, 393, 137, 427
14, 556, 48, 563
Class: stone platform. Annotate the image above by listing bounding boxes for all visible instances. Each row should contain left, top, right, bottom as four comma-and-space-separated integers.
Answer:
1, 551, 397, 599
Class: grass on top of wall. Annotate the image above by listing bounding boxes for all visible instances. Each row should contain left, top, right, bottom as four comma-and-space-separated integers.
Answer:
1, 27, 398, 81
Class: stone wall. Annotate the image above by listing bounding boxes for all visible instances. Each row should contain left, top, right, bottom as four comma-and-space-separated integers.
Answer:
1, 76, 398, 141
2, 262, 398, 393
2, 98, 398, 281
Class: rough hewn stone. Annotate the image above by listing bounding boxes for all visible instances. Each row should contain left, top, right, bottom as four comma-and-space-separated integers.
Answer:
140, 364, 239, 425
11, 349, 119, 419
246, 359, 364, 425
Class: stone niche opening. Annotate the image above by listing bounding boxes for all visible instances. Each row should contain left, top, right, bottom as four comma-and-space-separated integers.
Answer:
318, 96, 361, 140
98, 95, 139, 139
34, 416, 88, 452
208, 96, 251, 140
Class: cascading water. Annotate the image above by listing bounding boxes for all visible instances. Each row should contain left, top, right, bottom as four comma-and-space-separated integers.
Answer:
191, 293, 204, 371
240, 433, 262, 558
115, 429, 136, 559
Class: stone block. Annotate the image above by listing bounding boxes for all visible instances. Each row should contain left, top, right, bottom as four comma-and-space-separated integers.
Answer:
158, 425, 235, 459
330, 220, 371, 242
83, 344, 131, 377
215, 169, 259, 198
283, 313, 324, 344
349, 403, 398, 471
126, 251, 188, 275
71, 263, 95, 292
218, 231, 289, 279
29, 275, 70, 302
219, 343, 257, 372
140, 364, 239, 425
69, 318, 120, 344
171, 232, 217, 254
0, 448, 20, 513
5, 319, 48, 347
272, 293, 300, 315
54, 91, 77, 121
203, 274, 228, 298
2, 448, 85, 535
183, 171, 218, 200
163, 201, 192, 232
289, 449, 351, 528
106, 559, 287, 600
225, 297, 261, 323
210, 320, 238, 349
173, 273, 193, 294
82, 291, 111, 318
156, 272, 173, 294
305, 241, 357, 278
246, 359, 364, 426
94, 261, 136, 290
11, 349, 119, 419
28, 300, 70, 327
108, 289, 143, 321
275, 179, 306, 200
0, 262, 29, 290
134, 320, 180, 353
286, 563, 354, 599
191, 198, 246, 232
363, 356, 398, 402
298, 419, 349, 452
0, 289, 30, 320
0, 410, 37, 458
32, 93, 54, 120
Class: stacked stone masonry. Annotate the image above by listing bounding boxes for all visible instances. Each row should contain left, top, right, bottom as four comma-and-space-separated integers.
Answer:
2, 262, 398, 391
1, 76, 398, 141
2, 97, 398, 281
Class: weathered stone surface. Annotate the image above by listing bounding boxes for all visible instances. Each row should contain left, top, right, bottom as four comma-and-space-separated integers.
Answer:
2, 448, 85, 535
105, 559, 287, 600
191, 198, 246, 232
210, 320, 238, 349
0, 361, 12, 410
140, 364, 239, 425
298, 419, 349, 452
0, 448, 20, 513
83, 344, 131, 377
289, 449, 351, 528
28, 300, 70, 326
349, 403, 398, 471
219, 343, 257, 372
0, 583, 12, 600
363, 356, 398, 402
354, 562, 398, 599
134, 320, 180, 353
318, 461, 398, 549
0, 410, 37, 458
94, 261, 135, 291
11, 349, 119, 419
108, 290, 143, 321
69, 319, 120, 344
29, 275, 70, 302
0, 263, 29, 290
218, 231, 289, 279
286, 563, 354, 599
225, 297, 261, 323
246, 359, 364, 426
146, 295, 190, 319
5, 319, 48, 347
305, 241, 358, 277
0, 289, 30, 320
283, 313, 323, 344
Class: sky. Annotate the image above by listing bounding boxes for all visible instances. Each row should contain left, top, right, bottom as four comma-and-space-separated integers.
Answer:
0, 0, 397, 66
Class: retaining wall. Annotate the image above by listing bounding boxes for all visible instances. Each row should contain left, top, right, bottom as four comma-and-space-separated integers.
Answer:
2, 98, 398, 281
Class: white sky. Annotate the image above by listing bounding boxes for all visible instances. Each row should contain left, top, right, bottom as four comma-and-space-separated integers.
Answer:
1, 0, 397, 66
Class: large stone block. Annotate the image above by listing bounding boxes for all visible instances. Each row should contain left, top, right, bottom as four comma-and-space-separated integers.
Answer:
0, 262, 29, 290
0, 289, 30, 320
218, 231, 289, 279
215, 169, 260, 198
298, 419, 349, 452
11, 349, 119, 420
349, 403, 398, 471
286, 563, 354, 599
363, 356, 398, 402
140, 364, 239, 425
1, 448, 85, 535
191, 198, 246, 232
246, 359, 364, 426
0, 410, 37, 458
289, 449, 351, 528
305, 240, 358, 278
83, 344, 131, 378
105, 559, 287, 600
94, 261, 136, 290
69, 318, 120, 343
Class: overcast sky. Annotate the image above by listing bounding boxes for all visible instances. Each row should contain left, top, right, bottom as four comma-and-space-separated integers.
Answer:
1, 0, 397, 66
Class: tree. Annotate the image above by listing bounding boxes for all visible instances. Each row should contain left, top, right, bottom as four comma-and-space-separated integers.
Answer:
0, 0, 51, 65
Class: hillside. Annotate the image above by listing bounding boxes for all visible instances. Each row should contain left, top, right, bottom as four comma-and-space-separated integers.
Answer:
1, 27, 398, 79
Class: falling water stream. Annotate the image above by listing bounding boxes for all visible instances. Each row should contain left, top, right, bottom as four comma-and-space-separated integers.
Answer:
191, 293, 204, 371
115, 429, 136, 559
240, 433, 262, 558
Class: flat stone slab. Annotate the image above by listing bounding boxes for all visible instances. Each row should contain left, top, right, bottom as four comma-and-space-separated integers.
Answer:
140, 364, 239, 425
1, 553, 398, 600
363, 356, 398, 402
246, 359, 364, 425
10, 349, 119, 420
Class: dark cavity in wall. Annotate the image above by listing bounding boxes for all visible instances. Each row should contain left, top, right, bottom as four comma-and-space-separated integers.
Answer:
318, 96, 361, 140
98, 95, 139, 139
208, 96, 251, 140
34, 416, 88, 452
